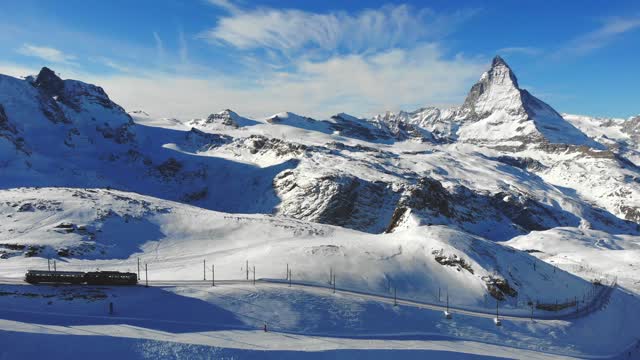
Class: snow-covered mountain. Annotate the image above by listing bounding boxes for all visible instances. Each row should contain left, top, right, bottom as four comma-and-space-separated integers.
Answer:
0, 56, 639, 311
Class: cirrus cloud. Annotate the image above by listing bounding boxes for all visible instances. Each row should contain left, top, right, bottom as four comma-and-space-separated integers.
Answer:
202, 3, 477, 59
16, 44, 77, 65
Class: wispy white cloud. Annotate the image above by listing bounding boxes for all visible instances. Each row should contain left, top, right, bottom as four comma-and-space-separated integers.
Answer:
556, 15, 640, 57
178, 28, 189, 64
0, 62, 39, 79
202, 3, 476, 58
207, 0, 242, 14
90, 56, 132, 73
5, 3, 485, 120
85, 44, 484, 120
152, 31, 165, 60
16, 44, 76, 65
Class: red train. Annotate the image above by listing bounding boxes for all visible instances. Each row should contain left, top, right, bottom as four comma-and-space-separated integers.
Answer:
25, 270, 137, 285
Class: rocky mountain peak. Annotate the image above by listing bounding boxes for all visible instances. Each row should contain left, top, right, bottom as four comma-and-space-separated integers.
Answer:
491, 55, 508, 68
462, 56, 522, 116
32, 67, 65, 97
455, 56, 598, 147
206, 109, 240, 128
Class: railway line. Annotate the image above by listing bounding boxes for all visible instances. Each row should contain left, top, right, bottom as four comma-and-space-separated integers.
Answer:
0, 275, 616, 323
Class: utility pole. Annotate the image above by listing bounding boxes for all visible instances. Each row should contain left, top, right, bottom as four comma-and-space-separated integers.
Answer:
333, 274, 336, 294
329, 267, 333, 285
137, 257, 140, 280
204, 260, 206, 281
246, 260, 249, 280
212, 264, 215, 287
286, 263, 289, 280
53, 260, 56, 272
253, 265, 256, 285
394, 287, 397, 306
446, 293, 449, 313
288, 269, 292, 287
145, 263, 149, 287
530, 303, 534, 321
47, 258, 51, 271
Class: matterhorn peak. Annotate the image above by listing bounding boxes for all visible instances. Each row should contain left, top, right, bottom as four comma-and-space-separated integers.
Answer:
457, 55, 598, 148
462, 56, 522, 115
490, 55, 508, 68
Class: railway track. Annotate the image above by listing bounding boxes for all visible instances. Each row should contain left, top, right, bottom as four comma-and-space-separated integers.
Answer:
0, 276, 615, 323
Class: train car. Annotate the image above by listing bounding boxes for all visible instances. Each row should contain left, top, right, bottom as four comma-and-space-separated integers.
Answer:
25, 270, 85, 284
85, 271, 138, 285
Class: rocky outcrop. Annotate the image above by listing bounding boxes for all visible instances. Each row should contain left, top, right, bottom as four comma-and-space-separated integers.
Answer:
622, 115, 640, 142
274, 170, 400, 233
0, 103, 28, 154
493, 156, 546, 171
274, 170, 586, 240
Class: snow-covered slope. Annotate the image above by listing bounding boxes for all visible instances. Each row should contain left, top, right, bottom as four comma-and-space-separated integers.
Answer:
1, 57, 639, 358
0, 187, 595, 309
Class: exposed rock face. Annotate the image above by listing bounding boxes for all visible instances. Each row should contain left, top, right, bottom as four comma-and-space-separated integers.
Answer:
273, 170, 602, 240
493, 156, 546, 171
238, 135, 308, 157
387, 178, 577, 240
402, 107, 465, 142
274, 170, 400, 233
622, 115, 640, 142
31, 67, 65, 98
0, 104, 15, 134
462, 56, 523, 116
0, 103, 26, 154
365, 112, 435, 142
33, 67, 126, 114
202, 109, 240, 128
189, 109, 259, 130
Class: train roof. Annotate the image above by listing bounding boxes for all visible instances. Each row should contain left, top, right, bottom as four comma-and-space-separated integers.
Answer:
27, 270, 85, 276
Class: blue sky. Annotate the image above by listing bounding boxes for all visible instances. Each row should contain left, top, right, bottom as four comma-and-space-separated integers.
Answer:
0, 0, 638, 119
